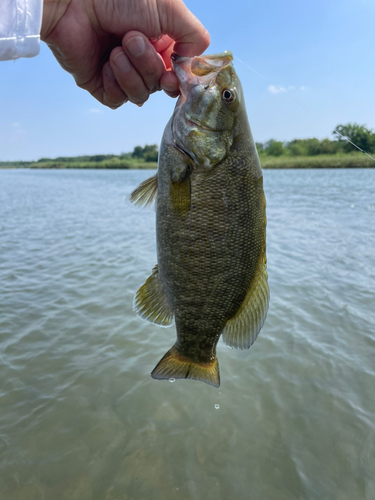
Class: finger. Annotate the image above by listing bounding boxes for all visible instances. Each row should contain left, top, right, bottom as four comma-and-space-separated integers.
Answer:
122, 31, 165, 93
157, 39, 180, 97
110, 47, 150, 106
158, 0, 210, 57
160, 70, 180, 98
102, 62, 129, 109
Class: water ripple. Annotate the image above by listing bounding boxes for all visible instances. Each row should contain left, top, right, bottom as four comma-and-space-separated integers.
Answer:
0, 169, 374, 500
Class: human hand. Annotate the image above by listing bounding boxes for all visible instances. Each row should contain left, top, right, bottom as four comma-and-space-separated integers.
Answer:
41, 0, 209, 108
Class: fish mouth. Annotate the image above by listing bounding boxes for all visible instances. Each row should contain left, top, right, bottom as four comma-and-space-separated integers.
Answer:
171, 51, 233, 74
171, 51, 234, 92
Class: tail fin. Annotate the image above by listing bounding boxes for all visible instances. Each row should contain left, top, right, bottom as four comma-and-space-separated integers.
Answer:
151, 346, 220, 388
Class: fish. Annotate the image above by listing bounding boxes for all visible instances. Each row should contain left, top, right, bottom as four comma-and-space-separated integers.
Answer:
130, 51, 269, 387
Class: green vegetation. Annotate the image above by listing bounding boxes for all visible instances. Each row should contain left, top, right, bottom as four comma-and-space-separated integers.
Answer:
0, 145, 159, 170
256, 123, 375, 168
260, 154, 374, 169
257, 123, 375, 159
1, 123, 375, 169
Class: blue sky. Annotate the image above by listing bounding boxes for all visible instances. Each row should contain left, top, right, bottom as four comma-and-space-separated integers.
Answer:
1, 0, 374, 161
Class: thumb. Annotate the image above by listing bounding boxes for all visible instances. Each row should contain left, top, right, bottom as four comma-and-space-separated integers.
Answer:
158, 0, 210, 57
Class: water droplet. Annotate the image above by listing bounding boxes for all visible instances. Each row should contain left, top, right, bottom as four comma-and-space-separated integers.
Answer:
214, 404, 220, 409
169, 378, 175, 383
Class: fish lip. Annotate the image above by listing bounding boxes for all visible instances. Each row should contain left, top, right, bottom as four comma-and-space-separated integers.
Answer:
171, 53, 190, 63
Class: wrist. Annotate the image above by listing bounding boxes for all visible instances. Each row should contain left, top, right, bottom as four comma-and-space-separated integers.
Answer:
41, 0, 72, 40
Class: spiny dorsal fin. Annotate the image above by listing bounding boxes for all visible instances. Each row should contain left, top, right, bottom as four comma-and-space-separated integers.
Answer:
134, 265, 174, 326
151, 346, 220, 387
129, 174, 158, 208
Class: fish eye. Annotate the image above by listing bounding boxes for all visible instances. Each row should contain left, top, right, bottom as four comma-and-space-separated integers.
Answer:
222, 89, 235, 103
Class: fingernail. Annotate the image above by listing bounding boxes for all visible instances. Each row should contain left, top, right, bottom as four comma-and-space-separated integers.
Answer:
125, 36, 146, 57
112, 51, 131, 72
103, 62, 116, 82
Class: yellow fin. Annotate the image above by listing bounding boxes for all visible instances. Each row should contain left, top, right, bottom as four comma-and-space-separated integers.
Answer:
170, 177, 191, 215
151, 346, 220, 388
129, 174, 158, 208
223, 192, 269, 350
134, 265, 174, 326
222, 262, 269, 350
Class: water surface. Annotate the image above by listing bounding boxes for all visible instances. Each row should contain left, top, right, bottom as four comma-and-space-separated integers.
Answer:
0, 168, 374, 500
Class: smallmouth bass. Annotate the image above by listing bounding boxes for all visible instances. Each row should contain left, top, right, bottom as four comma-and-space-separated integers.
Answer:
130, 51, 269, 387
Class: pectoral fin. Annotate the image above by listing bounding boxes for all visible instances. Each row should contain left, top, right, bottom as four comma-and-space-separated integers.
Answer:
134, 265, 174, 326
129, 174, 158, 208
170, 176, 191, 215
222, 258, 269, 350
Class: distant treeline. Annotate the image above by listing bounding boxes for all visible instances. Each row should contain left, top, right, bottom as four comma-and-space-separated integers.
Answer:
1, 144, 159, 169
257, 123, 375, 157
1, 123, 374, 169
37, 143, 159, 164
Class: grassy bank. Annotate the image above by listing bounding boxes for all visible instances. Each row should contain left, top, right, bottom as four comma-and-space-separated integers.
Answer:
0, 159, 157, 169
259, 153, 374, 169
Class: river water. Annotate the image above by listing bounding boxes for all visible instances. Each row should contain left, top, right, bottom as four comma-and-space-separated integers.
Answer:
0, 168, 374, 500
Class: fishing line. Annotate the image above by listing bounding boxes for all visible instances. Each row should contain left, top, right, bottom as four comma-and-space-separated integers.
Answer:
234, 56, 375, 162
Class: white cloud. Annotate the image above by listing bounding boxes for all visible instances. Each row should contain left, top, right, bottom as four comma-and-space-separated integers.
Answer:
268, 85, 286, 94
11, 122, 20, 127
87, 108, 102, 114
268, 85, 309, 94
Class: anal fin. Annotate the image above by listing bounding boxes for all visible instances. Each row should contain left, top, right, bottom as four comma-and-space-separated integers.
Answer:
222, 260, 269, 350
134, 265, 174, 326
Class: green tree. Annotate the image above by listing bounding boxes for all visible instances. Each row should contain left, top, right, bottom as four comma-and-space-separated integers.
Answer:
142, 144, 158, 162
286, 139, 307, 156
265, 140, 284, 156
319, 138, 342, 155
131, 144, 158, 161
333, 123, 375, 153
132, 146, 144, 159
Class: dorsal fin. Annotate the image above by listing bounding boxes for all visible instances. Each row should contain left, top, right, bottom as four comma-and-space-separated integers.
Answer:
129, 174, 158, 208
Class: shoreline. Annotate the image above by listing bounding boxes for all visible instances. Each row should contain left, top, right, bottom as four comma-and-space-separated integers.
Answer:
1, 154, 374, 170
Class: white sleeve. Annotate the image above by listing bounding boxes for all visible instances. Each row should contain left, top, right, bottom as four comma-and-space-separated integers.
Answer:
0, 0, 43, 60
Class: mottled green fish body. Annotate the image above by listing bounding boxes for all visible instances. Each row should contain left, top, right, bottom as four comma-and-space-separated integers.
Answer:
130, 52, 269, 387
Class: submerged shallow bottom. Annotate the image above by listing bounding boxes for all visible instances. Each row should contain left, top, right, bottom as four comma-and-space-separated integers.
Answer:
0, 169, 374, 500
